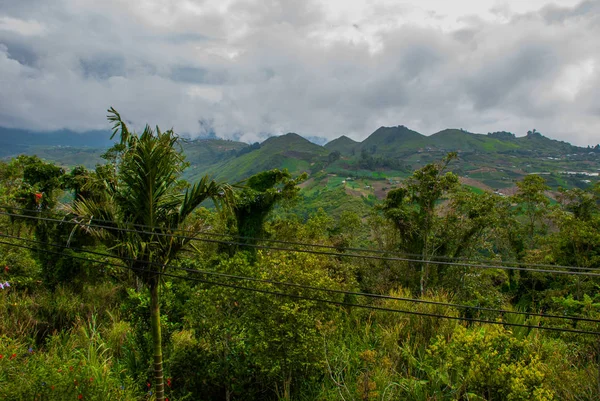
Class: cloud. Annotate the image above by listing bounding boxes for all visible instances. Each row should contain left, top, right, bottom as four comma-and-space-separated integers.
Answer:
0, 0, 598, 146
0, 16, 46, 36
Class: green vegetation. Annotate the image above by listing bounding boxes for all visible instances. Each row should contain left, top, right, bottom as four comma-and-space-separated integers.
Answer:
1, 113, 600, 400
68, 109, 234, 400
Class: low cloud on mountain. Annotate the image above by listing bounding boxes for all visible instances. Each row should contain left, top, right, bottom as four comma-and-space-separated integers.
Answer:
0, 0, 598, 145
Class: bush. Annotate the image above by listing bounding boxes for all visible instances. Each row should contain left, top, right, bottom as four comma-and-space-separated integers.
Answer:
0, 320, 138, 400
422, 325, 554, 400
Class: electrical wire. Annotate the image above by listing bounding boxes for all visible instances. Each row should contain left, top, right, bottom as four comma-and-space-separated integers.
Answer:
2, 209, 600, 277
3, 231, 599, 324
2, 233, 600, 334
1, 205, 597, 272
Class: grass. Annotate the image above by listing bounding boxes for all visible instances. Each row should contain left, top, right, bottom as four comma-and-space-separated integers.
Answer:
464, 185, 485, 195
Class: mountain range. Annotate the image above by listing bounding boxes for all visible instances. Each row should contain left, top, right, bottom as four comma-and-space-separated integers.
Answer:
1, 124, 598, 214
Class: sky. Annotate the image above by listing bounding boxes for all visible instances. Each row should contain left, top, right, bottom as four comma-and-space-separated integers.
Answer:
0, 0, 599, 145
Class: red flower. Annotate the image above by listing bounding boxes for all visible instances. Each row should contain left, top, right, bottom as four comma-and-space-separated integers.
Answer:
147, 382, 151, 388
78, 394, 83, 399
0, 354, 3, 359
167, 378, 172, 388
89, 377, 93, 382
10, 353, 16, 360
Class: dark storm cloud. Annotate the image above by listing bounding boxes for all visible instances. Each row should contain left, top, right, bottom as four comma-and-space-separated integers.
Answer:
0, 0, 598, 145
464, 41, 559, 111
79, 55, 127, 80
1, 39, 38, 67
540, 0, 600, 23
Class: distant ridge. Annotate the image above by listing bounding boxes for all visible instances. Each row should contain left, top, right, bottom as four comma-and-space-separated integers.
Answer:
326, 126, 588, 156
0, 126, 114, 156
2, 124, 596, 186
1, 124, 591, 159
427, 129, 519, 152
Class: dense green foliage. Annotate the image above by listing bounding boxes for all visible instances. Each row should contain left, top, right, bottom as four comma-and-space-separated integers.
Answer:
1, 114, 600, 400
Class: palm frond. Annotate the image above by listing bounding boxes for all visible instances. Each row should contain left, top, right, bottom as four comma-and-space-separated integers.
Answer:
107, 107, 131, 144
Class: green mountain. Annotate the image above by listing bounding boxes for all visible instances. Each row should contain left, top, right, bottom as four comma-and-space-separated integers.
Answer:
428, 129, 520, 153
204, 133, 329, 182
3, 124, 598, 207
182, 138, 249, 181
324, 135, 358, 155
514, 130, 581, 154
326, 125, 428, 157
357, 125, 427, 156
326, 127, 585, 158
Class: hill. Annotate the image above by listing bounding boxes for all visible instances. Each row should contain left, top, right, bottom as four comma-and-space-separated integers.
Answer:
324, 135, 358, 155
349, 126, 427, 157
182, 138, 250, 181
204, 133, 329, 182
428, 129, 520, 153
514, 129, 581, 154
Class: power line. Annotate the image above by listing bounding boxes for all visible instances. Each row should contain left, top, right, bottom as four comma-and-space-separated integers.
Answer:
4, 231, 599, 324
2, 237, 599, 336
2, 205, 597, 272
3, 209, 600, 277
2, 233, 600, 333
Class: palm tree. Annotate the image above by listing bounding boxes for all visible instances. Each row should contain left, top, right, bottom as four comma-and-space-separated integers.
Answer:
71, 108, 232, 401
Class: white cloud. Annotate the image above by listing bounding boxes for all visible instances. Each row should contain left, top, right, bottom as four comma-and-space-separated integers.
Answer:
552, 59, 596, 101
0, 0, 599, 146
0, 16, 46, 36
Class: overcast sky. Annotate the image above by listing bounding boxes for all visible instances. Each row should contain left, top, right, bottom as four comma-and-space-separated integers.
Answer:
0, 0, 599, 145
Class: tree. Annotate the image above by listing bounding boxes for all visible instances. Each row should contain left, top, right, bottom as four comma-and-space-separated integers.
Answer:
11, 155, 65, 212
70, 108, 232, 401
230, 168, 305, 252
3, 156, 92, 289
512, 175, 550, 247
543, 184, 600, 300
380, 153, 459, 294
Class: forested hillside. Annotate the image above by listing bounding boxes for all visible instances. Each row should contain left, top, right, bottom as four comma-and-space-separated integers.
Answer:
1, 112, 600, 400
